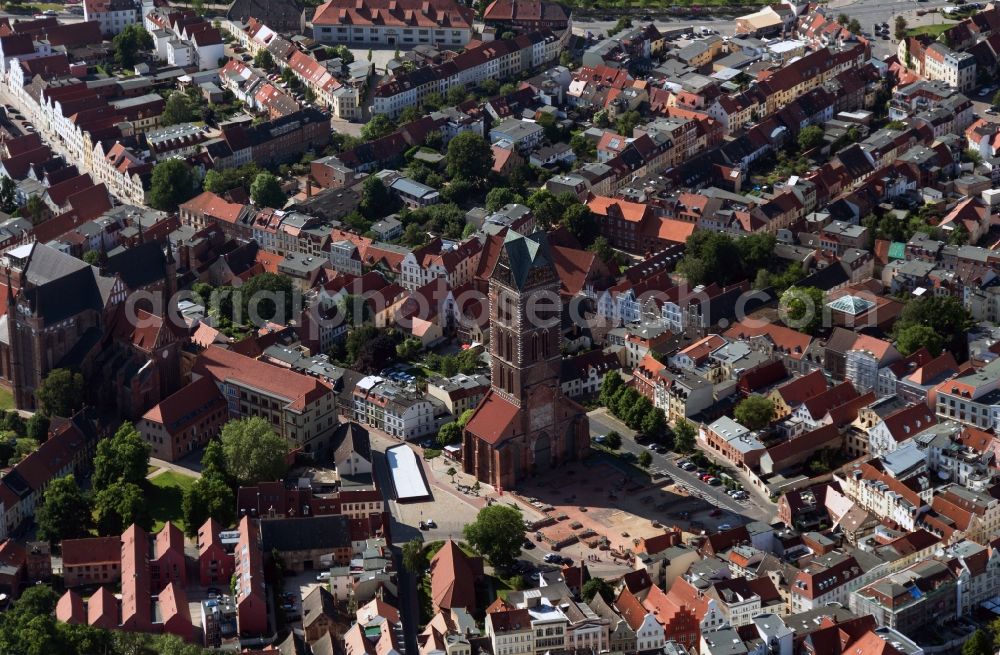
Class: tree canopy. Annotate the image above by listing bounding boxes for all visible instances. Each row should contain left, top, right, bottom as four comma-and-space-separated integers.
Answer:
36, 368, 84, 417
361, 114, 395, 141
148, 160, 197, 211
485, 187, 525, 212
95, 481, 150, 535
161, 92, 195, 125
220, 417, 288, 485
561, 202, 598, 247
182, 474, 234, 537
962, 630, 993, 655
526, 189, 581, 230
446, 131, 492, 183
463, 504, 525, 568
582, 578, 613, 602
25, 414, 49, 442
36, 475, 93, 544
893, 295, 973, 360
674, 419, 696, 453
249, 172, 285, 209
734, 395, 775, 430
780, 286, 825, 334
112, 25, 153, 69
93, 422, 151, 492
895, 323, 944, 357
677, 231, 775, 287
401, 538, 427, 573
253, 49, 275, 70
0, 586, 209, 655
240, 272, 294, 324
797, 125, 825, 151
360, 175, 399, 219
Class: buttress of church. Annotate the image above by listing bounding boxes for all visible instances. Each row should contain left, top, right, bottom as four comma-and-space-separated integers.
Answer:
462, 230, 590, 490
0, 240, 182, 419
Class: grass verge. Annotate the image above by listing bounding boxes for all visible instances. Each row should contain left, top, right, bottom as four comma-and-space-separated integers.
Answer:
146, 471, 197, 532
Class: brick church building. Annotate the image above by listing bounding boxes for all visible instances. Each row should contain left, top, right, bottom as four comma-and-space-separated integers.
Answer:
0, 240, 181, 418
462, 230, 590, 490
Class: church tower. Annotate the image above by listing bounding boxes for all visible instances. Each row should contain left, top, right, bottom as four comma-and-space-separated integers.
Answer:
488, 230, 562, 407
462, 230, 590, 490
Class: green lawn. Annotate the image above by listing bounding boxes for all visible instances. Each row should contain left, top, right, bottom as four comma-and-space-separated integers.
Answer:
907, 24, 954, 38
0, 388, 14, 411
146, 471, 197, 533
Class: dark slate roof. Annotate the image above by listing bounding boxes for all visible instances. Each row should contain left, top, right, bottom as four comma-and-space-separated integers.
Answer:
496, 230, 556, 290
22, 242, 90, 286
332, 422, 371, 465
228, 0, 304, 31
302, 586, 337, 629
310, 634, 337, 655
259, 515, 351, 552
798, 262, 849, 291
55, 326, 102, 370
104, 240, 167, 291
19, 245, 110, 322
273, 631, 310, 655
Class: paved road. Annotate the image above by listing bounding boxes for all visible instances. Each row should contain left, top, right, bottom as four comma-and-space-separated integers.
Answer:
587, 409, 776, 525
572, 0, 961, 60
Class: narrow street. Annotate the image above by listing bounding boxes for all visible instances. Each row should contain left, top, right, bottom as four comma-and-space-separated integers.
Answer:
587, 408, 777, 524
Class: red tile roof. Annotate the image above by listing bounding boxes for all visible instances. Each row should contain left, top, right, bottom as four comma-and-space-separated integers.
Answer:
429, 540, 483, 610
550, 244, 596, 297
87, 586, 118, 630
62, 536, 121, 566
462, 390, 520, 446
724, 320, 813, 360
801, 381, 858, 421
878, 403, 935, 444
181, 191, 247, 223
482, 0, 569, 23
313, 0, 473, 30
141, 376, 225, 436
56, 590, 85, 625
848, 334, 894, 361
197, 518, 224, 558
771, 369, 828, 408
843, 630, 905, 655
193, 345, 331, 412
665, 578, 711, 622
587, 195, 651, 223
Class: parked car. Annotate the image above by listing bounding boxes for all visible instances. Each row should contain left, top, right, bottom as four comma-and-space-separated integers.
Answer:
523, 539, 535, 550
707, 477, 722, 486
316, 571, 331, 581
419, 521, 428, 530
544, 553, 561, 563
718, 523, 732, 531
425, 519, 437, 528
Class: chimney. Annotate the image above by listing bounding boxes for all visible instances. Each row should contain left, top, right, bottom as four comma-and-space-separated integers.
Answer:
306, 179, 313, 199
